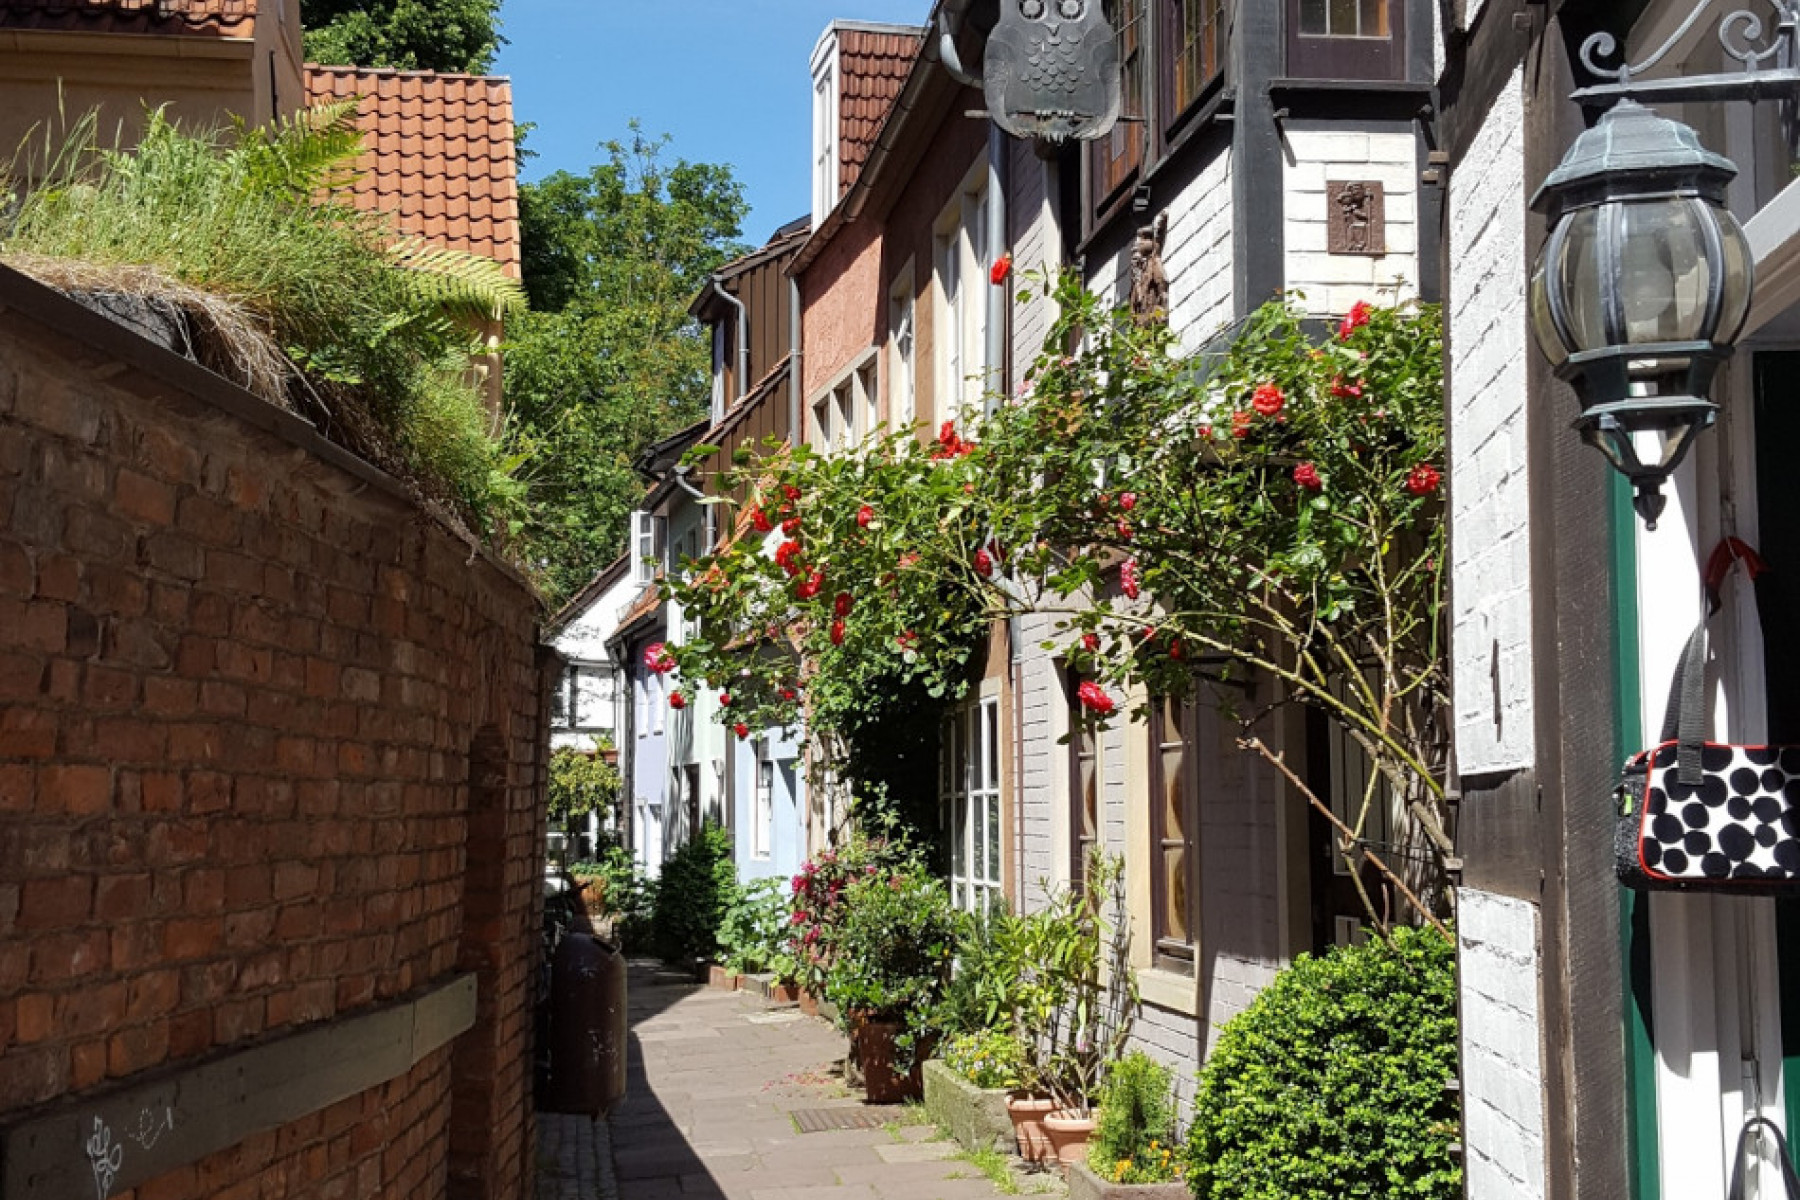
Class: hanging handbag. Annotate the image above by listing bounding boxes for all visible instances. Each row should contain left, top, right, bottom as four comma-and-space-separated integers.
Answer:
1615, 539, 1800, 894
1728, 1116, 1800, 1200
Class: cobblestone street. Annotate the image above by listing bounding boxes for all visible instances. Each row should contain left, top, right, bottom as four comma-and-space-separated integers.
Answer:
538, 963, 1056, 1200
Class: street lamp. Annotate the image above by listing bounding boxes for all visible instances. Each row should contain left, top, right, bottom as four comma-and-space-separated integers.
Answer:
1529, 100, 1755, 528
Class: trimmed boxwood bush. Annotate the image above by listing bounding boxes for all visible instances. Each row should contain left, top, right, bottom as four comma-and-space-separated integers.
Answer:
1185, 926, 1460, 1199
650, 823, 737, 964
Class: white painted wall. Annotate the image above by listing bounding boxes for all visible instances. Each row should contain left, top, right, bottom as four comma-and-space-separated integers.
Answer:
1281, 123, 1419, 316
1166, 147, 1234, 351
1458, 888, 1547, 1200
1448, 66, 1536, 776
548, 566, 634, 754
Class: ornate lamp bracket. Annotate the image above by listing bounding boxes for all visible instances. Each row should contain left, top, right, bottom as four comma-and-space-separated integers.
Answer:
1573, 0, 1800, 146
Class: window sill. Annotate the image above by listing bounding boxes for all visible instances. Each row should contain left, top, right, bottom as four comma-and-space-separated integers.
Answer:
1139, 964, 1200, 1017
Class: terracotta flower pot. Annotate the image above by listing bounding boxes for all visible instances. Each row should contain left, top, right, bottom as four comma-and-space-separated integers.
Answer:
1044, 1109, 1098, 1171
799, 988, 821, 1018
852, 1017, 926, 1103
707, 964, 739, 991
1006, 1094, 1057, 1164
769, 980, 801, 1004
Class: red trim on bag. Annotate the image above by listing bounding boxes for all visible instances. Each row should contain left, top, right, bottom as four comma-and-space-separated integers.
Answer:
1704, 537, 1768, 611
1635, 738, 1793, 884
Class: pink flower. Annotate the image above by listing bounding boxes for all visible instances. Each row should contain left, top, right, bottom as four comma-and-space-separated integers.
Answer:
1077, 681, 1115, 715
1339, 301, 1373, 340
1293, 462, 1323, 491
643, 642, 676, 675
1329, 376, 1363, 399
1251, 383, 1285, 417
1121, 558, 1141, 601
1405, 464, 1442, 496
989, 253, 1013, 285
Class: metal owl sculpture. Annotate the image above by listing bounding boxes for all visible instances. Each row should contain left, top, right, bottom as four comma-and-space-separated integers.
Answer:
984, 0, 1122, 147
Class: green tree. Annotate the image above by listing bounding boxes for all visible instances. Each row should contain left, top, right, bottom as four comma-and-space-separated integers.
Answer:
302, 0, 503, 75
508, 129, 749, 603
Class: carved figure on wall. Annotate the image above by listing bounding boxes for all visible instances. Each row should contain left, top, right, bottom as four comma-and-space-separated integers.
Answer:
1130, 212, 1169, 327
1328, 181, 1387, 256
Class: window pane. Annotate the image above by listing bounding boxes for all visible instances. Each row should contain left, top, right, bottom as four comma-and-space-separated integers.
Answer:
987, 793, 1001, 881
1163, 845, 1189, 942
1360, 0, 1389, 36
1300, 0, 1327, 33
985, 703, 999, 789
1328, 0, 1356, 34
1162, 745, 1186, 838
1080, 754, 1097, 840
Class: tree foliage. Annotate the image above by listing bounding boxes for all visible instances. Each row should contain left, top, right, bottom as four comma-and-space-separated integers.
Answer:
302, 0, 504, 75
508, 129, 749, 603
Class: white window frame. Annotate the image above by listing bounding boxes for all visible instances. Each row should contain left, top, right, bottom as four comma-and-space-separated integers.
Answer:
942, 694, 1003, 914
650, 672, 665, 736
753, 742, 774, 859
932, 165, 993, 431
811, 43, 839, 227
889, 265, 916, 430
810, 350, 879, 456
632, 512, 666, 584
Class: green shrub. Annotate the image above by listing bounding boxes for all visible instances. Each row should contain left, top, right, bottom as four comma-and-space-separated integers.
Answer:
574, 844, 654, 948
940, 1027, 1025, 1091
717, 876, 791, 976
1090, 1051, 1181, 1185
934, 903, 1021, 1035
547, 748, 620, 824
824, 864, 958, 1065
1185, 926, 1461, 1200
650, 823, 737, 964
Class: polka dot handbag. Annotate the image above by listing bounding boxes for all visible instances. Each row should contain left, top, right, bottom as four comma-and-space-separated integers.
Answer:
1615, 541, 1800, 893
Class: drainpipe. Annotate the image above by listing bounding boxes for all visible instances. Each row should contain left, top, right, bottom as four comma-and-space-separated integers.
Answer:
709, 277, 749, 407
789, 277, 802, 441
986, 124, 1008, 408
937, 8, 981, 89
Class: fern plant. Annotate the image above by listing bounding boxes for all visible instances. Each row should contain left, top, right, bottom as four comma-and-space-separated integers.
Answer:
0, 101, 527, 538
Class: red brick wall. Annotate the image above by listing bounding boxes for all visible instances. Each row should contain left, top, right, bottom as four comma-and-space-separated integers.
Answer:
0, 281, 550, 1200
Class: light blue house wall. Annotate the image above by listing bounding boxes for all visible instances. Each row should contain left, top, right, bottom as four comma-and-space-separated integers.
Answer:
621, 627, 670, 877
733, 722, 806, 885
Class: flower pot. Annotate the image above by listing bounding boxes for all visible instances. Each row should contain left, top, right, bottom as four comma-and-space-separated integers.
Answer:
1044, 1109, 1098, 1171
769, 979, 801, 1004
1066, 1160, 1190, 1200
852, 1018, 924, 1103
1005, 1094, 1057, 1164
799, 988, 821, 1018
707, 964, 739, 991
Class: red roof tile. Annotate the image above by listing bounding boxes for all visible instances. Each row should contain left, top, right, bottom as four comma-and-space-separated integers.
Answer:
837, 28, 923, 200
0, 0, 253, 35
304, 64, 521, 278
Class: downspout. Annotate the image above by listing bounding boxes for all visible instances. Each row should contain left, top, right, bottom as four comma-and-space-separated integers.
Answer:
709, 277, 749, 406
986, 123, 1008, 409
789, 277, 803, 440
937, 8, 981, 89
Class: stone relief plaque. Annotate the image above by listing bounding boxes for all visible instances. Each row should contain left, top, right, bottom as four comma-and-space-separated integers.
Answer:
1327, 181, 1386, 256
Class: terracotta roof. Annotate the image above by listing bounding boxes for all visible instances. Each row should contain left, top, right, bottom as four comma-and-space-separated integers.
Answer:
0, 0, 254, 36
304, 65, 521, 278
837, 28, 923, 200
611, 583, 664, 645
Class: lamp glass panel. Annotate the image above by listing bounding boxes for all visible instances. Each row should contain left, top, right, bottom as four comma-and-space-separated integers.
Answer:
1715, 207, 1754, 345
1554, 207, 1610, 353
1529, 263, 1570, 367
1617, 198, 1711, 346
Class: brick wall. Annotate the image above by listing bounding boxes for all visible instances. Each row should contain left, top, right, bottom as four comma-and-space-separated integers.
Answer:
1448, 64, 1536, 776
1280, 123, 1420, 316
0, 274, 550, 1200
1457, 888, 1547, 1200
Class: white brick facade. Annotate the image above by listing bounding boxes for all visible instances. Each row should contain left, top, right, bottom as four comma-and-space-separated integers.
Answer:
1458, 888, 1547, 1200
1167, 147, 1234, 350
1281, 123, 1420, 316
1448, 66, 1536, 775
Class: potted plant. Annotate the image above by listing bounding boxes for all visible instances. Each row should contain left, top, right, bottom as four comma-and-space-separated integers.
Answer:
785, 832, 911, 1019
926, 1027, 1026, 1155
1003, 850, 1137, 1168
717, 876, 789, 994
824, 864, 958, 1103
1070, 1051, 1187, 1200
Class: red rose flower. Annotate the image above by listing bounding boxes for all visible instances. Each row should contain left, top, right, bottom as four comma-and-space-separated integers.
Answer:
1406, 464, 1442, 496
974, 548, 994, 577
833, 592, 853, 617
1251, 383, 1285, 417
1077, 681, 1115, 715
829, 619, 845, 646
1119, 492, 1137, 512
896, 630, 919, 652
1293, 462, 1323, 491
1199, 423, 1214, 440
989, 253, 1012, 285
780, 687, 798, 701
1116, 519, 1133, 542
643, 642, 676, 675
719, 693, 732, 707
783, 485, 802, 502
775, 539, 803, 576
857, 504, 874, 528
1121, 558, 1141, 601
1339, 300, 1373, 340
781, 516, 801, 536
734, 722, 750, 740
1169, 638, 1184, 660
1082, 632, 1100, 653
751, 507, 773, 533
1231, 410, 1254, 439
670, 691, 687, 710
796, 570, 824, 601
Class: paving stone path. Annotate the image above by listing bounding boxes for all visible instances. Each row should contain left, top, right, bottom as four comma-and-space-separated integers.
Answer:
582, 961, 1058, 1200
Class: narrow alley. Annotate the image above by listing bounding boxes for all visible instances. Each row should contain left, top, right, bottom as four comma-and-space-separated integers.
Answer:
538, 964, 1057, 1200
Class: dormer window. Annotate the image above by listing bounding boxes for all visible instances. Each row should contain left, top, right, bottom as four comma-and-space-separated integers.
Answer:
812, 42, 839, 227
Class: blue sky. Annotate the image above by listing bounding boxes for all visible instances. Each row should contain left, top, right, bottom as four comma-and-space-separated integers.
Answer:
495, 1, 930, 245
